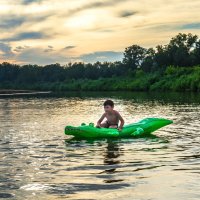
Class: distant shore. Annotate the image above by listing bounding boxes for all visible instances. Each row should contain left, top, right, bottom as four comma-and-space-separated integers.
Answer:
0, 65, 200, 93
0, 90, 51, 96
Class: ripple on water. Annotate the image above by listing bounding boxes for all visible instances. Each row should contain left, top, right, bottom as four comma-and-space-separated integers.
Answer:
0, 193, 15, 199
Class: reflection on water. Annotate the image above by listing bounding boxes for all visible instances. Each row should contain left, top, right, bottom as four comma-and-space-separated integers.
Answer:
0, 91, 200, 200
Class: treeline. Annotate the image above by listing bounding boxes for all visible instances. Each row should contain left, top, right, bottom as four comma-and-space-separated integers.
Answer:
0, 61, 125, 83
0, 33, 200, 91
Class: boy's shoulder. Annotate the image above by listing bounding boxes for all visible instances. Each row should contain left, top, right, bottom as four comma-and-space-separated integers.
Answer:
113, 110, 120, 115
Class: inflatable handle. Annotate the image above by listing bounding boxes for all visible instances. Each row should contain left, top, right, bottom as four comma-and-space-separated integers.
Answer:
131, 127, 144, 136
89, 123, 94, 127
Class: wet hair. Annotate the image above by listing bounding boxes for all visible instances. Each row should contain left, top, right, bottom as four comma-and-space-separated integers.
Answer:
103, 100, 114, 107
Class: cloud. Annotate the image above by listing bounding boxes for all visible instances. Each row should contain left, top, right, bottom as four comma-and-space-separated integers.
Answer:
0, 43, 14, 58
65, 0, 130, 17
78, 0, 128, 10
139, 22, 200, 33
1, 31, 48, 42
139, 23, 178, 32
0, 13, 51, 31
21, 0, 43, 4
79, 51, 123, 63
44, 45, 54, 52
0, 16, 25, 29
64, 45, 76, 50
1, 43, 123, 64
118, 10, 137, 18
13, 45, 29, 52
180, 23, 200, 30
16, 47, 68, 65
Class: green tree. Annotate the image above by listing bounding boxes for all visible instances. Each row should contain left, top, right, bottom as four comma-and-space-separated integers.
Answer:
154, 45, 170, 70
17, 64, 41, 83
141, 48, 156, 72
123, 45, 147, 70
66, 62, 85, 79
167, 33, 198, 66
192, 39, 200, 65
0, 62, 19, 82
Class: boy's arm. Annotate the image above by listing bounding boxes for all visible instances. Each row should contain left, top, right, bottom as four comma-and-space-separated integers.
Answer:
117, 112, 125, 130
96, 113, 106, 127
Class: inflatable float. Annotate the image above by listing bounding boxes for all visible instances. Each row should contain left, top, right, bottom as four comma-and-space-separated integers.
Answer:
65, 118, 173, 139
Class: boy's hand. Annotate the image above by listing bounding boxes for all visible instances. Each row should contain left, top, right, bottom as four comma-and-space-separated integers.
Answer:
118, 127, 122, 131
96, 124, 101, 128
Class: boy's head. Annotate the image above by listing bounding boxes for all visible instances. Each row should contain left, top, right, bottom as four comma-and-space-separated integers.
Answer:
103, 100, 114, 112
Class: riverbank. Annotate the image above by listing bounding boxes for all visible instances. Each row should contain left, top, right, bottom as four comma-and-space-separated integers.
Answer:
0, 90, 36, 94
0, 66, 200, 92
60, 66, 200, 92
0, 90, 51, 96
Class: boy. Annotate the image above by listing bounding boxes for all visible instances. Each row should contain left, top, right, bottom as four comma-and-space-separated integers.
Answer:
96, 100, 124, 131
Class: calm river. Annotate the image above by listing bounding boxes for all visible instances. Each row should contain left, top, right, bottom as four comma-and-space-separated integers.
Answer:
0, 92, 200, 200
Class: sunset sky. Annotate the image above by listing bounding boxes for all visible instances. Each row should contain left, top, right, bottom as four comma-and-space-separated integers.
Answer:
0, 0, 200, 65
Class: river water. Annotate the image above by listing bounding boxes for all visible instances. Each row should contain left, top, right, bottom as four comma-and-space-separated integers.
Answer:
0, 92, 200, 200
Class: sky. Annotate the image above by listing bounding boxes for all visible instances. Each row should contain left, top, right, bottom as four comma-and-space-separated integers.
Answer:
0, 0, 200, 65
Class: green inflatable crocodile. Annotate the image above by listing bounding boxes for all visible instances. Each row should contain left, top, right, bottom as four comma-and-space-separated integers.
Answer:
65, 118, 173, 139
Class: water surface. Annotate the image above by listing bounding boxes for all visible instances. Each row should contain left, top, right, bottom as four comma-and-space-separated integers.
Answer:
0, 92, 200, 200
